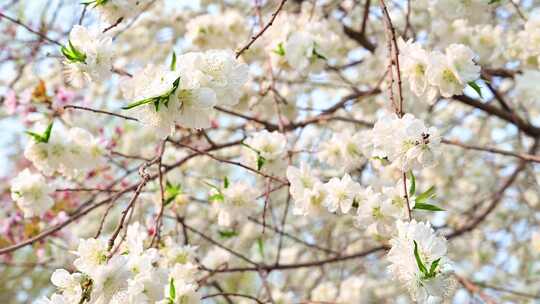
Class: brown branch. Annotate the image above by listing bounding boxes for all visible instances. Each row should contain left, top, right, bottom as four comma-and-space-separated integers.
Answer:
452, 95, 540, 137
177, 216, 259, 266
55, 187, 119, 193
169, 140, 289, 185
107, 161, 155, 252
379, 0, 404, 116
343, 24, 376, 52
0, 139, 244, 255
201, 293, 264, 304
0, 12, 62, 46
235, 0, 288, 58
248, 216, 340, 255
447, 140, 538, 239
474, 281, 540, 300
442, 139, 540, 163
360, 0, 371, 34
150, 139, 168, 247
103, 17, 123, 33
455, 274, 498, 304
64, 105, 139, 122
208, 246, 386, 273
215, 106, 279, 130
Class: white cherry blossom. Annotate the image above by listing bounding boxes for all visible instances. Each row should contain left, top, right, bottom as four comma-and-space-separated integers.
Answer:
10, 169, 54, 218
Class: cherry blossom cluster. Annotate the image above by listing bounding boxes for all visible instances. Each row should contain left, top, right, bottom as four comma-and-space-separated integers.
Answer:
24, 124, 104, 179
399, 39, 481, 102
38, 223, 201, 304
122, 49, 248, 137
1, 0, 539, 303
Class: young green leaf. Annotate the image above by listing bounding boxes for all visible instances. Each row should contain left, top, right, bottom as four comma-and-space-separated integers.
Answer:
81, 0, 108, 7
408, 170, 416, 197
122, 77, 180, 110
168, 278, 175, 304
61, 40, 87, 63
427, 258, 441, 278
209, 193, 224, 202
164, 182, 182, 206
170, 52, 177, 71
42, 122, 53, 142
242, 142, 266, 171
25, 131, 42, 142
218, 229, 238, 239
25, 122, 54, 143
272, 42, 285, 56
257, 237, 265, 257
223, 176, 229, 189
312, 48, 327, 60
413, 203, 445, 212
413, 240, 428, 275
371, 156, 390, 165
122, 97, 155, 110
415, 186, 436, 205
257, 155, 266, 171
468, 81, 483, 99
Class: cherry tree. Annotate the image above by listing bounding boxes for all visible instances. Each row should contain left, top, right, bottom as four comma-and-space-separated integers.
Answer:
0, 0, 539, 303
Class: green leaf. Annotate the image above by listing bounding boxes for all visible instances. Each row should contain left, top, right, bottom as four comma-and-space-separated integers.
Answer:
488, 0, 501, 4
61, 40, 87, 63
164, 196, 175, 206
242, 142, 266, 170
272, 42, 285, 56
218, 229, 238, 239
312, 47, 327, 60
122, 77, 180, 110
468, 81, 483, 99
168, 278, 175, 304
166, 181, 181, 197
413, 240, 428, 275
408, 170, 416, 197
209, 193, 224, 202
170, 52, 177, 71
122, 97, 155, 110
257, 237, 265, 257
371, 156, 390, 165
428, 258, 441, 278
42, 122, 53, 142
25, 122, 54, 143
257, 155, 266, 171
414, 203, 445, 212
223, 176, 229, 189
25, 131, 45, 143
415, 186, 436, 205
164, 181, 182, 206
81, 0, 108, 7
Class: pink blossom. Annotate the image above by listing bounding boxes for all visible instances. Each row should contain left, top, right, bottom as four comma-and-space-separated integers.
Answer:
4, 90, 17, 115
54, 87, 75, 109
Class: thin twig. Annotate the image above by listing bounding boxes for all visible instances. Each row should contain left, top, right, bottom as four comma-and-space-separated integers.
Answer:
64, 105, 139, 121
442, 139, 540, 163
0, 12, 62, 46
235, 0, 288, 58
